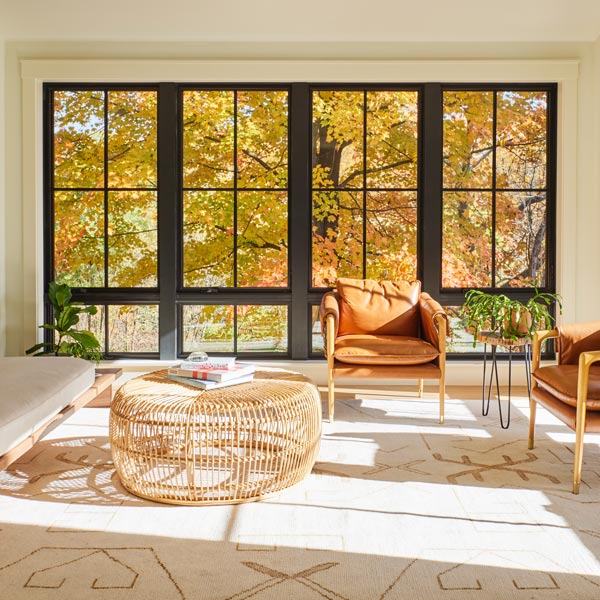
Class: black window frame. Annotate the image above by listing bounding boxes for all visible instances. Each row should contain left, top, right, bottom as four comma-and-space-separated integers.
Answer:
43, 81, 557, 360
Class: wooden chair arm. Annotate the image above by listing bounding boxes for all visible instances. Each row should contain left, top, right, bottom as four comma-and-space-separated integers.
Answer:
532, 329, 558, 375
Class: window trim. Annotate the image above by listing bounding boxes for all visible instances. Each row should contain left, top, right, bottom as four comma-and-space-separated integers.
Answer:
22, 58, 579, 357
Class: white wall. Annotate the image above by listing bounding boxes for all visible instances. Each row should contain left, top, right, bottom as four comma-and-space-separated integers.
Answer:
1, 40, 600, 359
0, 39, 5, 356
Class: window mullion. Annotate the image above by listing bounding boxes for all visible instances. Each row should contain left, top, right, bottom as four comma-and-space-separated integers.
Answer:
157, 83, 179, 359
289, 83, 311, 359
421, 83, 443, 295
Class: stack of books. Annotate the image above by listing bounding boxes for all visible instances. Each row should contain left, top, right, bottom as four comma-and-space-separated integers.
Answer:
167, 356, 255, 390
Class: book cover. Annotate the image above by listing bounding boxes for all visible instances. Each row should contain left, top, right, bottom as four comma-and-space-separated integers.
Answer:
169, 364, 255, 382
167, 373, 254, 390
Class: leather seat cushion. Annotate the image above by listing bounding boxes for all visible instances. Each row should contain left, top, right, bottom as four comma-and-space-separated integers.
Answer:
334, 335, 439, 365
533, 364, 600, 410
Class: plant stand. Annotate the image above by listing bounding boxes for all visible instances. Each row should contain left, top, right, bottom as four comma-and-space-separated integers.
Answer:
478, 332, 532, 429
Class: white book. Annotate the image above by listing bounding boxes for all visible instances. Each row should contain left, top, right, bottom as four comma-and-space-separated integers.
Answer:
168, 364, 255, 382
167, 373, 254, 390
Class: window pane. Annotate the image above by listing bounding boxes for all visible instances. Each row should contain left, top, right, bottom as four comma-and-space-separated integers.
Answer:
237, 90, 288, 189
237, 191, 288, 287
54, 90, 104, 189
182, 305, 234, 353
311, 305, 324, 354
108, 191, 157, 287
107, 91, 157, 188
312, 91, 364, 189
442, 192, 492, 288
237, 305, 288, 353
496, 91, 547, 189
366, 91, 418, 188
312, 191, 363, 287
108, 305, 158, 352
183, 191, 234, 287
182, 90, 234, 189
77, 305, 106, 351
496, 192, 546, 287
366, 191, 416, 281
54, 191, 105, 287
443, 91, 494, 189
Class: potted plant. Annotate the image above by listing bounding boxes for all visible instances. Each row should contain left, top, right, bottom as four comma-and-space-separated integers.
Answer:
26, 281, 104, 361
460, 288, 562, 347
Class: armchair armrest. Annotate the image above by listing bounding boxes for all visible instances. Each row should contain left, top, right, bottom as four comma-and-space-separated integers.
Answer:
577, 350, 600, 411
419, 293, 448, 351
532, 329, 558, 374
319, 292, 340, 358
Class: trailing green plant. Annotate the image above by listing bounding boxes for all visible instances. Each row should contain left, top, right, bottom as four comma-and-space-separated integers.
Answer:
26, 281, 103, 361
460, 288, 562, 347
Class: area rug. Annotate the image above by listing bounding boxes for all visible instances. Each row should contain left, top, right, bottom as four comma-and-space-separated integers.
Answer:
1, 384, 600, 599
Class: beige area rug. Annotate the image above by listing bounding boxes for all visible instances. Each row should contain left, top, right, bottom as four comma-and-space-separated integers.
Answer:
1, 383, 600, 599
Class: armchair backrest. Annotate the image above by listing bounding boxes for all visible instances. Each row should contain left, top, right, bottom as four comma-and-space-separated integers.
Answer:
336, 278, 421, 337
557, 321, 600, 365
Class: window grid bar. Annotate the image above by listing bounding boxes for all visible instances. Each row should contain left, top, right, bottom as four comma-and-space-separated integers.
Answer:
182, 187, 288, 192
362, 90, 368, 278
54, 187, 157, 192
442, 187, 547, 193
103, 90, 109, 289
491, 91, 498, 288
233, 90, 239, 290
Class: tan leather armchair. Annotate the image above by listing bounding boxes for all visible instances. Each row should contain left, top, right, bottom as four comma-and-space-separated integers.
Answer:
319, 278, 448, 423
529, 322, 600, 493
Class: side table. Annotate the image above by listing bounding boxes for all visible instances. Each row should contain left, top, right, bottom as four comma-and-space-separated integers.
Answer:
477, 332, 532, 429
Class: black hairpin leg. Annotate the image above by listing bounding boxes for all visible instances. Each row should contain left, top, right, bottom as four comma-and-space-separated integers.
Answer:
497, 348, 512, 429
482, 342, 490, 416
482, 342, 531, 429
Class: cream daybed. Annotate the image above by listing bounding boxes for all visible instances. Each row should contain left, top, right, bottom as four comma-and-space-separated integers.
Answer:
0, 357, 120, 469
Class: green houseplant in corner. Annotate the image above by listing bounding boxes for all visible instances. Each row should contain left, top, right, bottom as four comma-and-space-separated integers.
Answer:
26, 281, 103, 361
460, 289, 562, 348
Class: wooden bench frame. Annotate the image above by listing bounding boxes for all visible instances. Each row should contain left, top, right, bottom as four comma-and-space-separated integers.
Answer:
0, 367, 122, 471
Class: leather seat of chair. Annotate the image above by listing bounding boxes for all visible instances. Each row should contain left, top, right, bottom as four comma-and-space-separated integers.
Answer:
535, 364, 600, 407
334, 335, 439, 365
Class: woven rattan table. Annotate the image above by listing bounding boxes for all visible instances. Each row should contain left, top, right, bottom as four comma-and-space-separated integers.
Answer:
109, 368, 322, 505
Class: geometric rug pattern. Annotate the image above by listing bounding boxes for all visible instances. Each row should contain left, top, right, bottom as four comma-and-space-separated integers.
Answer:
1, 384, 600, 599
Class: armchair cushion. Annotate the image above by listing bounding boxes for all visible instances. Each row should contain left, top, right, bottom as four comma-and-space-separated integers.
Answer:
557, 321, 600, 365
534, 364, 600, 409
336, 278, 421, 337
334, 334, 439, 365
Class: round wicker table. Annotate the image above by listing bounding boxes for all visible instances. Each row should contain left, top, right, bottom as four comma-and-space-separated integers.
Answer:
109, 368, 322, 505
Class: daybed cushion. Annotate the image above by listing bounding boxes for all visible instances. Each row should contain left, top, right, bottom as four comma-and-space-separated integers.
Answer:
0, 357, 95, 457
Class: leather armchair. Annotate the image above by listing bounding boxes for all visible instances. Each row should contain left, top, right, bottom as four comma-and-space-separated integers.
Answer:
319, 278, 448, 422
529, 322, 600, 493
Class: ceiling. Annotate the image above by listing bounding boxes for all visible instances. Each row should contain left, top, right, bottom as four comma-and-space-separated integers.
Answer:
1, 0, 599, 43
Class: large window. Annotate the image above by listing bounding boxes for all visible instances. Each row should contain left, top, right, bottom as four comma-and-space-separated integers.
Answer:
44, 83, 556, 358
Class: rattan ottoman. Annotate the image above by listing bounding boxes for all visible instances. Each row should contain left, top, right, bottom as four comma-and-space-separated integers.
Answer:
109, 368, 322, 505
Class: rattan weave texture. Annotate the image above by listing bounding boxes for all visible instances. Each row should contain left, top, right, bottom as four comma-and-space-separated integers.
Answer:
109, 369, 322, 505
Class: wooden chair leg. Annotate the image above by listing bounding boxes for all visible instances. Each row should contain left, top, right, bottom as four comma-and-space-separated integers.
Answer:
328, 367, 335, 423
418, 378, 424, 398
439, 376, 445, 425
528, 399, 537, 449
573, 403, 587, 494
